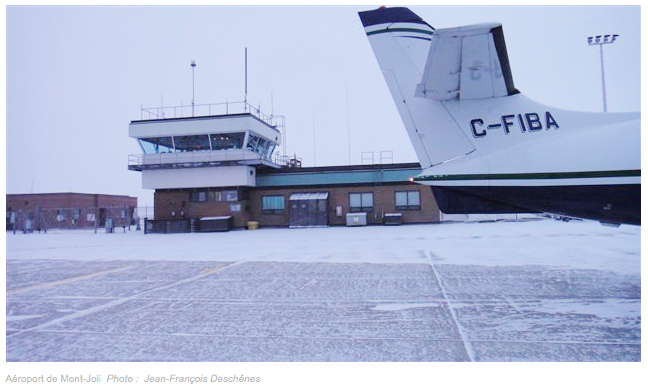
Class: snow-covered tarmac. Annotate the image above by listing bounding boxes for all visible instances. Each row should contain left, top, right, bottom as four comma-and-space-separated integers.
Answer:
5, 218, 641, 362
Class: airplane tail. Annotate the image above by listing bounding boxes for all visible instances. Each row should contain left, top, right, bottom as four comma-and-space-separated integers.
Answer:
359, 7, 479, 168
359, 7, 640, 224
360, 7, 583, 165
359, 7, 638, 161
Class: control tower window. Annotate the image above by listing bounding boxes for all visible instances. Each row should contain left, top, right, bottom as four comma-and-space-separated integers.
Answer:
174, 134, 211, 152
247, 134, 276, 159
210, 133, 245, 150
139, 137, 174, 154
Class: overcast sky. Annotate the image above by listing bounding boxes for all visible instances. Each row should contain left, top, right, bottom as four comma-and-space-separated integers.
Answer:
5, 4, 641, 207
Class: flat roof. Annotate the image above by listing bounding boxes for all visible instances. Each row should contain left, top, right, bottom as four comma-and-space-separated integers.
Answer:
6, 192, 137, 199
129, 113, 280, 142
256, 162, 422, 188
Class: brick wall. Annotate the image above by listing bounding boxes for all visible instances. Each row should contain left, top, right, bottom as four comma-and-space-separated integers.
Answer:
150, 181, 440, 230
154, 188, 252, 229
6, 193, 137, 231
153, 183, 440, 229
324, 184, 440, 225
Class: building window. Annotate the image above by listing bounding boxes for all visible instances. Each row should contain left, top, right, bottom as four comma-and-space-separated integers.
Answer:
209, 191, 222, 202
174, 134, 211, 152
210, 132, 245, 150
395, 190, 421, 210
139, 137, 175, 154
349, 192, 373, 212
262, 196, 285, 214
56, 209, 67, 221
190, 191, 207, 202
190, 190, 237, 202
222, 190, 238, 202
72, 209, 81, 224
246, 134, 276, 159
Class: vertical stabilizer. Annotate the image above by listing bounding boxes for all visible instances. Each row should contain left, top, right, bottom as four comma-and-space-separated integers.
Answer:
359, 7, 476, 168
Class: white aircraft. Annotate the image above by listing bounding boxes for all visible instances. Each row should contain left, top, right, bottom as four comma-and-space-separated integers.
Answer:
359, 7, 640, 225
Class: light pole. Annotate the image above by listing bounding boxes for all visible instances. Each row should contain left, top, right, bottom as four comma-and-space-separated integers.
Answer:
588, 34, 618, 112
191, 60, 196, 116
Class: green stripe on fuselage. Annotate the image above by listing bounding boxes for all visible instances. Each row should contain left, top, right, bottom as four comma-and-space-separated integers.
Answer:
416, 170, 641, 182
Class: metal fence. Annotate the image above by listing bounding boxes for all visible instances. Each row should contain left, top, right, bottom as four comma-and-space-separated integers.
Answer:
6, 206, 155, 234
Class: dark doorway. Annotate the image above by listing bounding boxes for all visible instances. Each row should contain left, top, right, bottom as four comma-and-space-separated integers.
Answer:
289, 193, 329, 227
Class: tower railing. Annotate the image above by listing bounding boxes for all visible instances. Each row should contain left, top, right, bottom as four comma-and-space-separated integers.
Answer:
140, 100, 281, 128
128, 150, 301, 170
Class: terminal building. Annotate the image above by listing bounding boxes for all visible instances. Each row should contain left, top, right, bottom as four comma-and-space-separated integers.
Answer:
128, 102, 441, 232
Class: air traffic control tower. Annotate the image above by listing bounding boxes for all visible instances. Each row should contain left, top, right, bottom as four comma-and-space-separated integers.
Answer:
127, 101, 440, 232
128, 102, 287, 191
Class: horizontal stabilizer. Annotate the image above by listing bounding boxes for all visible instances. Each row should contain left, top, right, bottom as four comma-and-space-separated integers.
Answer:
416, 24, 517, 100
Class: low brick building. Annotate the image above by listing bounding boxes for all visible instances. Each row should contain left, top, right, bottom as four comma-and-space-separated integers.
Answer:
151, 162, 441, 230
6, 192, 138, 232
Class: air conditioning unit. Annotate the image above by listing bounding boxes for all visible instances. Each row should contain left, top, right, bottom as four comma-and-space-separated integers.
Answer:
384, 213, 402, 225
346, 212, 367, 226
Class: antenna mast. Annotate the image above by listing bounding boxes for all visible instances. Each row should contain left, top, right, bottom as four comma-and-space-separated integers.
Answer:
191, 60, 196, 116
244, 48, 248, 111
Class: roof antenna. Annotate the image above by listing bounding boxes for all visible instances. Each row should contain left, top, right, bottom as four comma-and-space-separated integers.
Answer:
191, 60, 196, 116
244, 47, 248, 112
161, 92, 165, 119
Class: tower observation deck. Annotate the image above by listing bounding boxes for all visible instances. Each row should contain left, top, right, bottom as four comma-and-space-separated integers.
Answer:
128, 101, 293, 190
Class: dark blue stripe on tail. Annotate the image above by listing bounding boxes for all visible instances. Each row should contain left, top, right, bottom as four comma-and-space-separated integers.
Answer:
359, 7, 431, 28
